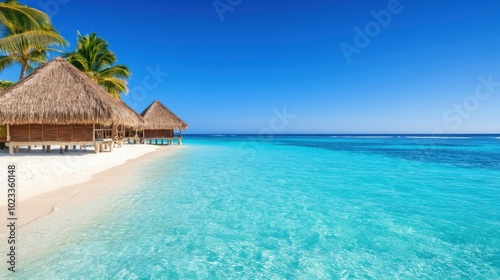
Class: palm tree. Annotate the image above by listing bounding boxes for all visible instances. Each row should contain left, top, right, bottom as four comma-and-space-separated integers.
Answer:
0, 79, 14, 89
0, 0, 49, 32
0, 0, 67, 79
65, 32, 131, 99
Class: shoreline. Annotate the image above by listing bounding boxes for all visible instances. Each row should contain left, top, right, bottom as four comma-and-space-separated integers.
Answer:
0, 144, 185, 227
0, 144, 160, 207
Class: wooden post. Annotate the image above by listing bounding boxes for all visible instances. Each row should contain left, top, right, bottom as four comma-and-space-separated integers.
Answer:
9, 144, 14, 155
15, 146, 19, 153
47, 145, 51, 153
73, 145, 76, 150
6, 124, 10, 142
94, 144, 99, 154
28, 146, 31, 153
42, 145, 46, 153
65, 145, 69, 152
111, 124, 115, 140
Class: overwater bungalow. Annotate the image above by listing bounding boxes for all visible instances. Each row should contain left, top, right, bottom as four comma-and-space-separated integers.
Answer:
140, 100, 188, 145
0, 57, 143, 155
120, 101, 145, 144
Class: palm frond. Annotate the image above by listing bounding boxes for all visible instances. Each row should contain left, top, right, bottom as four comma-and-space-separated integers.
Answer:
99, 64, 131, 79
100, 77, 129, 95
0, 3, 48, 33
0, 30, 67, 53
0, 55, 15, 72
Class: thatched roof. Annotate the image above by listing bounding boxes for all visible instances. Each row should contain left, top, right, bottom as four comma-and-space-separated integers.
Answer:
0, 57, 142, 126
121, 100, 145, 128
140, 100, 188, 130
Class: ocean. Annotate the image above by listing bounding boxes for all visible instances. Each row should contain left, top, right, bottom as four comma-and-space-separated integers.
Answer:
11, 135, 500, 279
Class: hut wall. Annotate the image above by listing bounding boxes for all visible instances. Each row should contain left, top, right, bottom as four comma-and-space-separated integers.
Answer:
10, 125, 30, 142
73, 125, 93, 141
144, 130, 153, 138
29, 125, 43, 141
9, 124, 94, 142
144, 129, 173, 139
43, 125, 58, 141
58, 125, 73, 141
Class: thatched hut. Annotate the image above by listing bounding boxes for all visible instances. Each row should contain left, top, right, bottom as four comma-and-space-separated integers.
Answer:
120, 101, 145, 143
140, 100, 188, 145
0, 57, 142, 155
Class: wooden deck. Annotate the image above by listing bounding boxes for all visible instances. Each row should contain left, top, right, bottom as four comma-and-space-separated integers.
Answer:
6, 139, 117, 155
2, 124, 184, 155
142, 136, 183, 145
3, 124, 130, 155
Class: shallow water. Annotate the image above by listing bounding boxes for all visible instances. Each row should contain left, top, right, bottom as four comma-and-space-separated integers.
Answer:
8, 136, 500, 279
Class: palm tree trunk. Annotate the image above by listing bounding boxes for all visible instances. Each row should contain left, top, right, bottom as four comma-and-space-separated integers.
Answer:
19, 62, 27, 80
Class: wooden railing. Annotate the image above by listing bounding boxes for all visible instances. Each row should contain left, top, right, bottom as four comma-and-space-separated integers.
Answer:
95, 129, 113, 140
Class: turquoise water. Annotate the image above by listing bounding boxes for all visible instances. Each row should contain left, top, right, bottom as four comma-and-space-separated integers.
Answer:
11, 136, 500, 279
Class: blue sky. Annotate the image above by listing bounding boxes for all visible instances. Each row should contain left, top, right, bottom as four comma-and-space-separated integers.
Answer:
2, 0, 500, 134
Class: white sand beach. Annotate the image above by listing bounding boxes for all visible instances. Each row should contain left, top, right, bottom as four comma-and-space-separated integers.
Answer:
0, 144, 159, 207
0, 144, 185, 228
